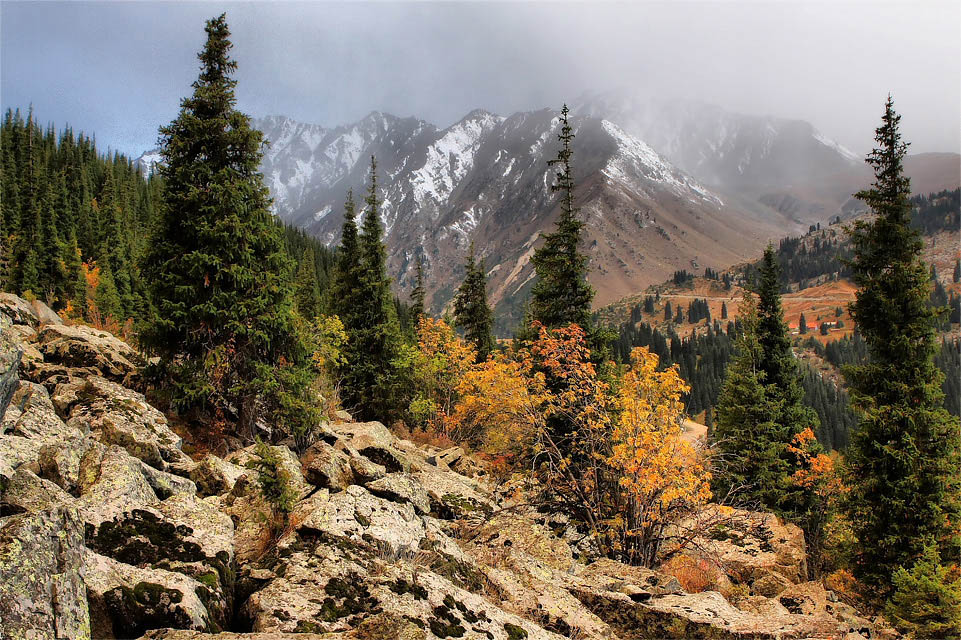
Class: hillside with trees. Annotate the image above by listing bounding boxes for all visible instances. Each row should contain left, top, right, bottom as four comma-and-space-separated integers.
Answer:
1, 12, 959, 640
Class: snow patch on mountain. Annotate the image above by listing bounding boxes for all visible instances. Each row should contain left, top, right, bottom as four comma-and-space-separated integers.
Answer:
410, 112, 503, 208
600, 120, 722, 206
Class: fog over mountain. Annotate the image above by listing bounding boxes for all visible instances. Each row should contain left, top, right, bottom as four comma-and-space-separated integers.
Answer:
2, 2, 959, 157
135, 94, 959, 328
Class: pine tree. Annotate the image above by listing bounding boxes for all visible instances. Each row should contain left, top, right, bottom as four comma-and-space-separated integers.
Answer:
529, 105, 594, 333
798, 312, 807, 334
140, 14, 317, 440
338, 157, 402, 420
721, 301, 728, 320
410, 256, 426, 322
454, 242, 495, 361
953, 258, 960, 284
712, 292, 787, 508
294, 247, 321, 319
755, 245, 821, 530
843, 97, 961, 599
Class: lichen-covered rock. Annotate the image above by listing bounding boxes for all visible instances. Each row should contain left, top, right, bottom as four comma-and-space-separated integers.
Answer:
83, 493, 234, 629
57, 376, 190, 471
189, 453, 247, 497
85, 550, 213, 638
140, 630, 342, 640
242, 529, 561, 639
34, 323, 145, 385
76, 445, 158, 525
138, 460, 198, 499
0, 315, 21, 421
303, 440, 355, 491
0, 506, 90, 640
6, 381, 77, 443
298, 485, 428, 552
226, 443, 310, 501
414, 468, 494, 520
38, 432, 99, 495
366, 473, 431, 515
0, 293, 40, 327
0, 434, 44, 492
331, 421, 413, 473
1, 467, 73, 514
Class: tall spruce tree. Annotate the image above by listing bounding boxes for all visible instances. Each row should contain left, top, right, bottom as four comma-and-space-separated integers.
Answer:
529, 105, 594, 333
294, 247, 321, 319
140, 14, 317, 440
712, 293, 787, 508
338, 157, 402, 420
755, 246, 821, 526
843, 97, 961, 599
410, 256, 426, 323
454, 242, 495, 361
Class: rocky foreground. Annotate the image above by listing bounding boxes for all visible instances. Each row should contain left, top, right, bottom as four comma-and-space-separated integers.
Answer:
0, 293, 891, 640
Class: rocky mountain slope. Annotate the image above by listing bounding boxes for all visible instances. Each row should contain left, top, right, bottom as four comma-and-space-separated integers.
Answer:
0, 295, 892, 639
140, 107, 807, 326
138, 101, 958, 328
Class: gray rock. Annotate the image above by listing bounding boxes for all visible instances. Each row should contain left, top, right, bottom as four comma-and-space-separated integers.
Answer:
365, 473, 431, 515
303, 440, 354, 491
0, 507, 90, 640
34, 323, 145, 385
58, 376, 189, 471
85, 550, 213, 638
38, 432, 100, 495
189, 453, 248, 497
138, 459, 198, 499
0, 293, 40, 327
29, 299, 63, 326
76, 445, 158, 525
0, 315, 21, 421
1, 467, 74, 514
226, 443, 310, 501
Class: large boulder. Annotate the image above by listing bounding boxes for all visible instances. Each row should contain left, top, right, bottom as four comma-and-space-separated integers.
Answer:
330, 421, 413, 473
0, 506, 90, 640
56, 376, 190, 471
1, 467, 74, 514
303, 440, 355, 491
226, 443, 310, 502
33, 323, 145, 385
189, 453, 248, 497
85, 551, 214, 639
297, 485, 430, 552
365, 473, 431, 515
6, 380, 77, 443
0, 293, 40, 327
29, 299, 63, 326
0, 314, 21, 420
76, 445, 158, 525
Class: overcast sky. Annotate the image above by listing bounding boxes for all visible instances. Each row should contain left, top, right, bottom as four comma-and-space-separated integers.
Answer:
2, 1, 959, 158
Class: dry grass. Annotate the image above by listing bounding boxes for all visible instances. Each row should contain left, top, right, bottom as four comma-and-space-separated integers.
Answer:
660, 554, 724, 593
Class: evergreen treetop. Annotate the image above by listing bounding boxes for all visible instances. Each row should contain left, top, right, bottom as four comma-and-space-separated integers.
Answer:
843, 96, 961, 599
454, 241, 495, 362
529, 104, 594, 333
140, 13, 317, 440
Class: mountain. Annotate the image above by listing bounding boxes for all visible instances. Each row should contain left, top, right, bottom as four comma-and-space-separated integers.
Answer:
217, 109, 798, 330
576, 92, 960, 225
138, 101, 957, 332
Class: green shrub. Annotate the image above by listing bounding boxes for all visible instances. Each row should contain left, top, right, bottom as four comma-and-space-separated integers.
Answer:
885, 543, 961, 639
253, 439, 297, 517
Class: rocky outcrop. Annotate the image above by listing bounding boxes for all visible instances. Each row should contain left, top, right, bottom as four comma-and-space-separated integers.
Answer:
0, 506, 90, 640
0, 298, 885, 640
